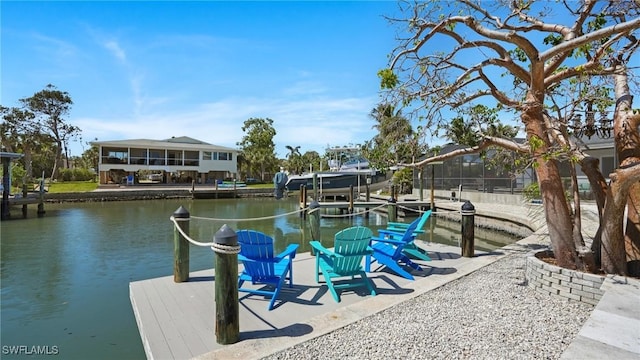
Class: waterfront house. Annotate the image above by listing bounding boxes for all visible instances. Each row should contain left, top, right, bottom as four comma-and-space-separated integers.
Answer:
91, 136, 238, 185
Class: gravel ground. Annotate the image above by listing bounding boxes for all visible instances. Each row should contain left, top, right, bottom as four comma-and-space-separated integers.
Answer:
261, 251, 593, 360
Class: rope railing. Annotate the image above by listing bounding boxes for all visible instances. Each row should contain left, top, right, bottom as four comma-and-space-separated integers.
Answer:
316, 203, 388, 218
190, 207, 308, 222
170, 216, 241, 254
393, 203, 460, 215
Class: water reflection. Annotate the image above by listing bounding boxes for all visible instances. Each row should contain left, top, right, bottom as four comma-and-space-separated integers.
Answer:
1, 197, 520, 360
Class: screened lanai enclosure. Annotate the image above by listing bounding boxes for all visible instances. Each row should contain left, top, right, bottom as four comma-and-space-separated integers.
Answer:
412, 141, 614, 201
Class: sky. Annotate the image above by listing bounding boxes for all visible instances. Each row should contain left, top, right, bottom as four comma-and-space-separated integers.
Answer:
1, 1, 407, 158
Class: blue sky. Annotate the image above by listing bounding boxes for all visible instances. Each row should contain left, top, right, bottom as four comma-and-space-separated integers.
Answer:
1, 1, 406, 158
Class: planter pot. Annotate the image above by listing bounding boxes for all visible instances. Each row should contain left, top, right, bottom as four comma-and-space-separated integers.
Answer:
525, 249, 605, 306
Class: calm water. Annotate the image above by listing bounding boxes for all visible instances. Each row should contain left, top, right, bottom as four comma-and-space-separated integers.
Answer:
1, 197, 518, 359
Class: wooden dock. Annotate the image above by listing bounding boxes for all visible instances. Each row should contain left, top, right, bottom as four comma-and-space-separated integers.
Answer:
130, 242, 501, 360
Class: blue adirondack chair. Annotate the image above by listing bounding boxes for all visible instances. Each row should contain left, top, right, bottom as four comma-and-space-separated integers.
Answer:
236, 230, 299, 310
366, 217, 424, 280
386, 210, 432, 235
310, 226, 376, 303
385, 210, 433, 261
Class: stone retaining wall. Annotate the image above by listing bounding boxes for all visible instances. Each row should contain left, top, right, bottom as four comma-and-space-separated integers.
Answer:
525, 250, 604, 306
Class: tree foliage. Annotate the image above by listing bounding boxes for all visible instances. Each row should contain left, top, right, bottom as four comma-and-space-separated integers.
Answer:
363, 103, 427, 170
380, 0, 640, 275
236, 118, 278, 181
20, 84, 79, 180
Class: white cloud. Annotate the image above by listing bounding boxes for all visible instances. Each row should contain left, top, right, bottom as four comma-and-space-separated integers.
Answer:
103, 40, 126, 63
71, 93, 379, 158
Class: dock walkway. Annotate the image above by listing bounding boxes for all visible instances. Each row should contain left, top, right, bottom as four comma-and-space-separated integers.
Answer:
130, 242, 499, 360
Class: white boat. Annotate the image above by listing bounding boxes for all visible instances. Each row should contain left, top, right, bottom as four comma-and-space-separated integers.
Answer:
285, 150, 389, 193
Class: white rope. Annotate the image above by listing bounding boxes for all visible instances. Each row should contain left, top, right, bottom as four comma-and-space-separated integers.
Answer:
316, 203, 388, 218
211, 242, 241, 255
170, 216, 214, 246
191, 207, 308, 222
169, 216, 247, 254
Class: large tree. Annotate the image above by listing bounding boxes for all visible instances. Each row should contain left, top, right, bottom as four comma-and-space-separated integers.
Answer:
20, 84, 79, 180
379, 0, 640, 275
1, 106, 56, 181
236, 118, 278, 181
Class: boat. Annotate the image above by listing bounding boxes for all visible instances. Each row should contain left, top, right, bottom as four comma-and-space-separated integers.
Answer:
285, 149, 391, 194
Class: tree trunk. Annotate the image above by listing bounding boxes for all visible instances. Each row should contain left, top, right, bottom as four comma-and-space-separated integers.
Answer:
522, 96, 579, 270
627, 184, 640, 276
612, 68, 640, 276
601, 181, 629, 275
581, 157, 607, 266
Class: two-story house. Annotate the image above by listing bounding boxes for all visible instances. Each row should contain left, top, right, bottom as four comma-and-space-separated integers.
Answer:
91, 136, 238, 185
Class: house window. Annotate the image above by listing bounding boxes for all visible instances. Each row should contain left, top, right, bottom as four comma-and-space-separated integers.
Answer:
203, 151, 212, 160
218, 152, 228, 161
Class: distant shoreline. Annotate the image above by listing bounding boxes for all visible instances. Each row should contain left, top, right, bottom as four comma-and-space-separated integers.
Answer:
43, 186, 276, 203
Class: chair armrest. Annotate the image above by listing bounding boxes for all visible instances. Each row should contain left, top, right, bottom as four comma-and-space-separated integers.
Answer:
386, 226, 425, 234
310, 241, 336, 257
275, 244, 299, 260
386, 221, 410, 228
370, 236, 405, 245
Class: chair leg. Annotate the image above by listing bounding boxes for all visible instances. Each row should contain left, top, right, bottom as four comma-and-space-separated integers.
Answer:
269, 278, 286, 310
360, 271, 376, 296
288, 261, 294, 287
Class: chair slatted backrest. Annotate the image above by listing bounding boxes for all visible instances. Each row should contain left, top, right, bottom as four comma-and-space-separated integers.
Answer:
415, 210, 432, 231
237, 230, 276, 280
333, 226, 373, 275
391, 218, 420, 258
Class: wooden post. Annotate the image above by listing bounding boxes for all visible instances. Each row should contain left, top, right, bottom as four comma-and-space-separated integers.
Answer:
348, 185, 354, 214
299, 184, 307, 219
388, 186, 397, 223
365, 182, 370, 219
37, 178, 45, 216
308, 200, 321, 254
173, 206, 190, 282
430, 164, 435, 211
312, 173, 319, 202
1, 157, 10, 220
22, 183, 28, 218
418, 167, 424, 206
461, 200, 475, 257
214, 224, 239, 344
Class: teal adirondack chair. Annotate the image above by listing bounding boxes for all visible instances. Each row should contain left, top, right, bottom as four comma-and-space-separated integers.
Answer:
310, 226, 376, 303
385, 210, 433, 261
386, 210, 432, 235
236, 230, 299, 310
366, 217, 425, 280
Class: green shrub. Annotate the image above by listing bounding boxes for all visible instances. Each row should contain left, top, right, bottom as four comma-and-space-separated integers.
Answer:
523, 182, 541, 201
59, 168, 96, 182
392, 167, 413, 194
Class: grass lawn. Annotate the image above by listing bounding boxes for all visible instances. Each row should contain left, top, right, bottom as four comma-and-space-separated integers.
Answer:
47, 181, 99, 193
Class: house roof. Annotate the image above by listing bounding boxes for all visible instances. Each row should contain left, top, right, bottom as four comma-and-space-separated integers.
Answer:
90, 136, 237, 152
0, 151, 24, 160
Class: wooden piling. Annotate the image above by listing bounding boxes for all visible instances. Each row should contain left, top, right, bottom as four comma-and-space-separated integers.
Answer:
348, 185, 354, 214
365, 183, 370, 219
213, 225, 239, 345
299, 184, 307, 219
388, 186, 397, 222
312, 173, 319, 202
173, 206, 190, 282
22, 184, 28, 218
37, 179, 45, 216
461, 200, 475, 257
308, 200, 321, 254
